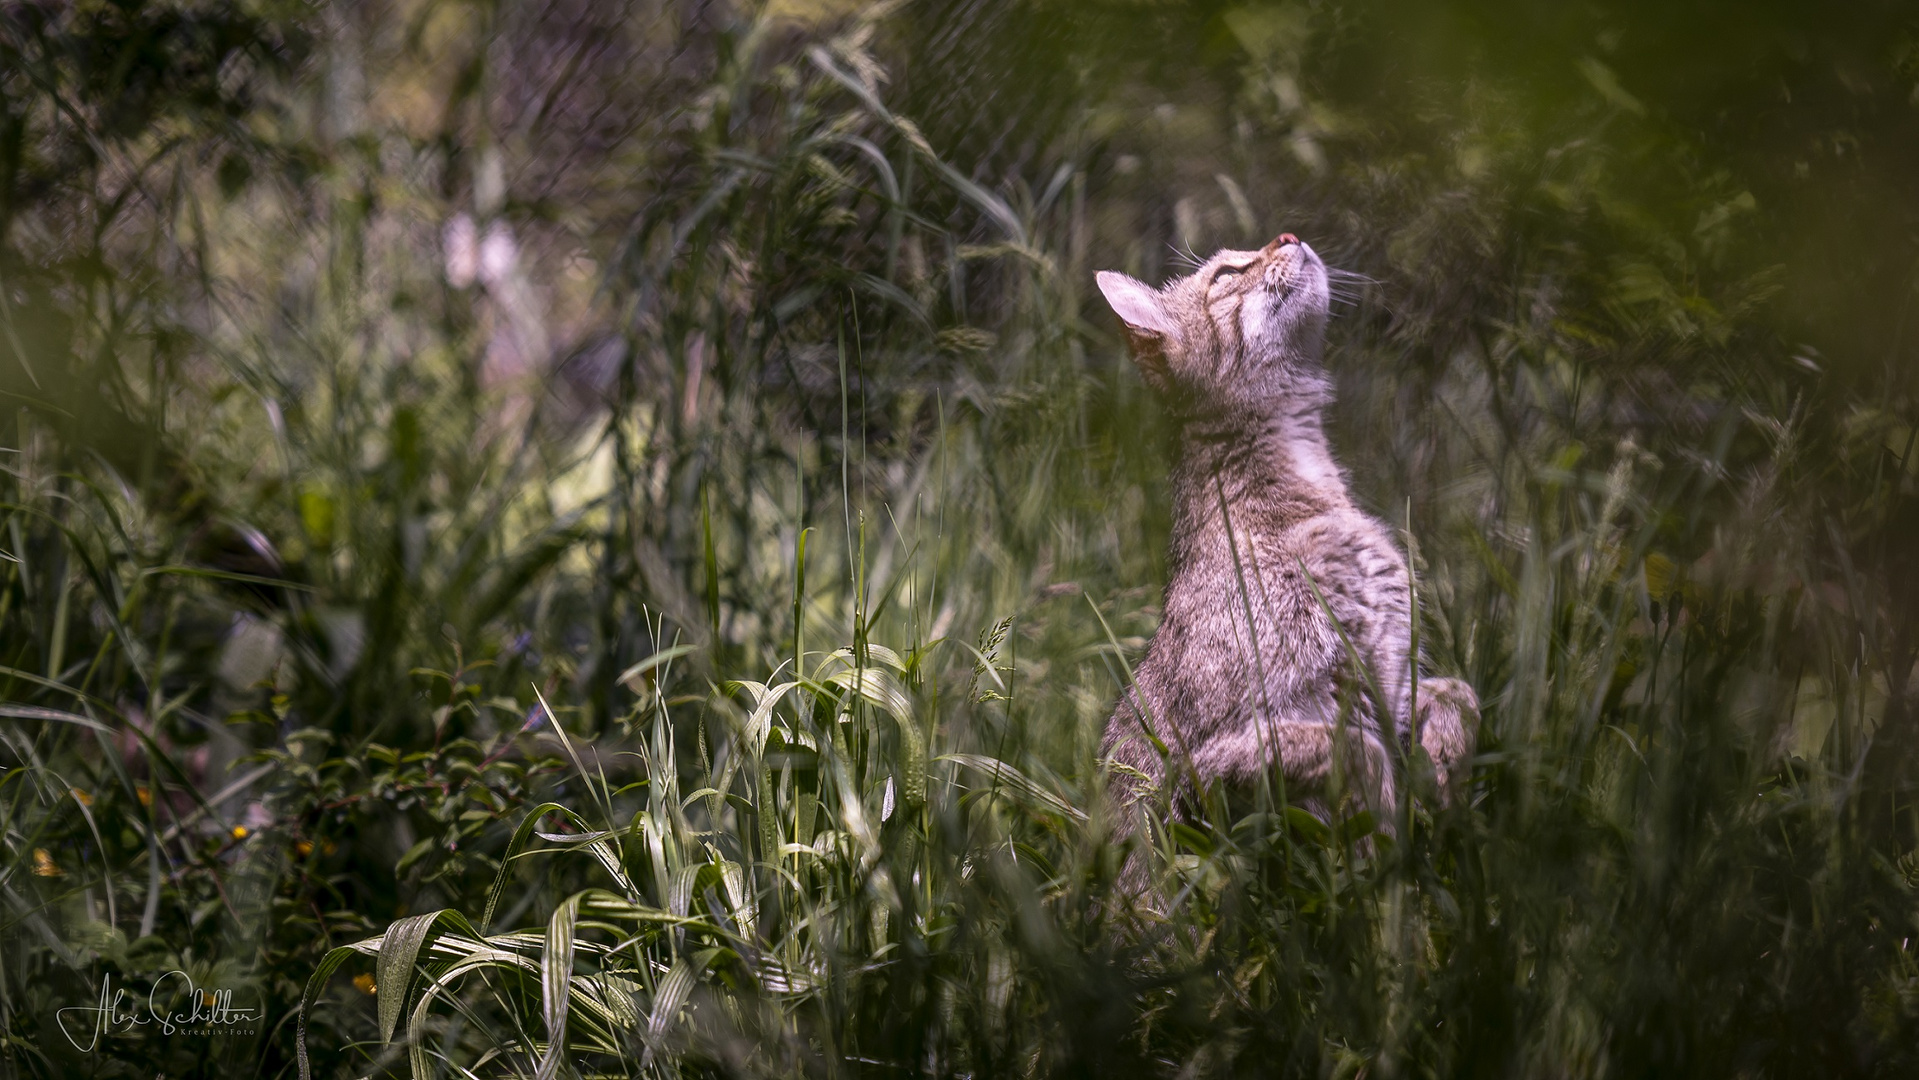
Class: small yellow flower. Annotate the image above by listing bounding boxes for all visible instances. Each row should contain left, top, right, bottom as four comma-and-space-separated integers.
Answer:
70, 788, 92, 806
32, 848, 63, 877
135, 786, 152, 807
294, 840, 314, 857
353, 973, 377, 995
230, 825, 249, 840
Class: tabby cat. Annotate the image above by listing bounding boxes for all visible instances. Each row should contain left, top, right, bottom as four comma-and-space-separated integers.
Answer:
1096, 234, 1477, 827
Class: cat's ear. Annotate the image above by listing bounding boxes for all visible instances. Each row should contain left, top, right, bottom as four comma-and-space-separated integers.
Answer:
1095, 272, 1175, 343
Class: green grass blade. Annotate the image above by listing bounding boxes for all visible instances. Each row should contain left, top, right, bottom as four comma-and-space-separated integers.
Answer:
296, 944, 371, 1080
377, 908, 481, 1044
537, 892, 583, 1080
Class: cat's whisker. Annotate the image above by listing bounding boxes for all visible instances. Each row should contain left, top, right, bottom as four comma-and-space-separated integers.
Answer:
1325, 268, 1383, 287
1322, 270, 1376, 310
1166, 242, 1204, 271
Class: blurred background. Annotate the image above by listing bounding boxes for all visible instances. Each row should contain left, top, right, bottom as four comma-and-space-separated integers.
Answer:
3, 1, 1917, 1076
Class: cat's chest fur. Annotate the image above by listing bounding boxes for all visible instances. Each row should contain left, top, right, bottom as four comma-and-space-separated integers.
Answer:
1149, 423, 1416, 744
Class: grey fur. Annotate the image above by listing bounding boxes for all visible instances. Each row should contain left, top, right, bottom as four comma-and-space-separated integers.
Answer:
1095, 236, 1477, 827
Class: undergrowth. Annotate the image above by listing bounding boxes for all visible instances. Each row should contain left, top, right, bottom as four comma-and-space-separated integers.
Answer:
2, 1, 1916, 1077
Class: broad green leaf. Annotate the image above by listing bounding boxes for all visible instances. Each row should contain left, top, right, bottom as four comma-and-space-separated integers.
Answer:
825, 665, 924, 807
484, 803, 635, 930
537, 892, 584, 1080
376, 909, 481, 1044
939, 753, 1087, 822
640, 952, 711, 1069
296, 944, 364, 1080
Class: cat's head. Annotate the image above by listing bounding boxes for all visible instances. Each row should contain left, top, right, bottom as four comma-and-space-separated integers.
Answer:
1095, 234, 1329, 415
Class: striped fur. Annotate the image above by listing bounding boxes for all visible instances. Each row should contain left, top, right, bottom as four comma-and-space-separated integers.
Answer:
1095, 237, 1477, 831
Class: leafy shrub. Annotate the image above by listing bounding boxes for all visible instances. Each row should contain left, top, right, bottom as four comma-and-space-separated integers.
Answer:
3, 1, 1917, 1077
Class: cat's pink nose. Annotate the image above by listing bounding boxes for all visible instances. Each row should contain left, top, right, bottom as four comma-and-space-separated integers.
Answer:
1264, 232, 1301, 254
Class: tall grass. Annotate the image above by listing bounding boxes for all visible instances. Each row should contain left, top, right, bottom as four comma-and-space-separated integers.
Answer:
3, 1, 1916, 1077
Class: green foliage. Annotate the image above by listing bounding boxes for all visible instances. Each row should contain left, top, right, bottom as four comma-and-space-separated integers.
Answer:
2, 0, 1918, 1077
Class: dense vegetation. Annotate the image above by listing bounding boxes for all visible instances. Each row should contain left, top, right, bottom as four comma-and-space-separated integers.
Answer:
3, 1, 1917, 1076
